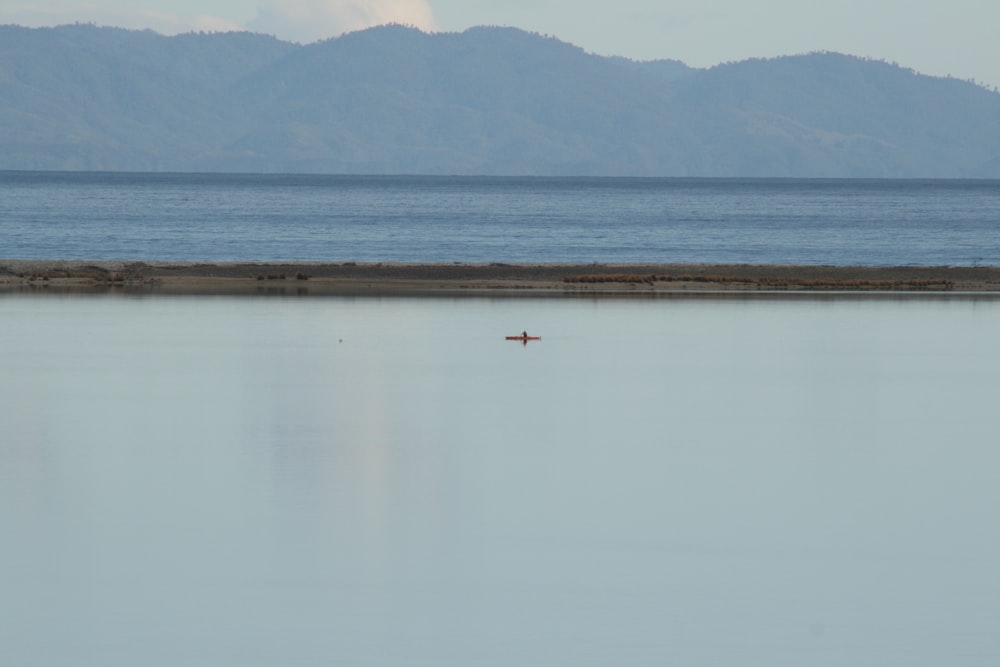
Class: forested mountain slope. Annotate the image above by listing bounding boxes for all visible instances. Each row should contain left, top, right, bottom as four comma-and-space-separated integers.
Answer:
2, 23, 998, 176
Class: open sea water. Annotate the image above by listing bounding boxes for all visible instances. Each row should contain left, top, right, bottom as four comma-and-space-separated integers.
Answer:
2, 170, 999, 265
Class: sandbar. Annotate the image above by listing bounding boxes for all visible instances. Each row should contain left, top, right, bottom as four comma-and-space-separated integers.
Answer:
2, 260, 1000, 296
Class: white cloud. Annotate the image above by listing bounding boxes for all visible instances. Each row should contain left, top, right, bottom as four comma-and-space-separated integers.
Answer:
248, 0, 438, 43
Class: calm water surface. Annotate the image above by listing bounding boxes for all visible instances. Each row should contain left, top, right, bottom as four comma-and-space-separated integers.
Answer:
2, 294, 1000, 666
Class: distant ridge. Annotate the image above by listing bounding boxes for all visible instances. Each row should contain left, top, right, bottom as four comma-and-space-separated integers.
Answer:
2, 23, 999, 176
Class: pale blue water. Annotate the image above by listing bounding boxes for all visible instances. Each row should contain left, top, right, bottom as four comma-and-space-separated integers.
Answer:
4, 172, 1000, 663
2, 294, 1000, 666
3, 171, 999, 265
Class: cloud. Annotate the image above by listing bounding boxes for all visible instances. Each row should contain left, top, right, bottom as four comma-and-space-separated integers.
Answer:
248, 0, 438, 43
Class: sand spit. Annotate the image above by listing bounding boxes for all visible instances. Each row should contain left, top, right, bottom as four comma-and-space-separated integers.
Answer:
3, 260, 1000, 296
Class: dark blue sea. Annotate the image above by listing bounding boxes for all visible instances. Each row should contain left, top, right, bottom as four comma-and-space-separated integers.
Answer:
2, 171, 999, 265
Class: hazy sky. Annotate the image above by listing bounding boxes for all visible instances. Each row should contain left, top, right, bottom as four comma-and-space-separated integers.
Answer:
3, 0, 998, 89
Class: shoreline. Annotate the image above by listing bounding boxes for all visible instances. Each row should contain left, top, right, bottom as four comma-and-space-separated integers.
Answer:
3, 260, 1000, 296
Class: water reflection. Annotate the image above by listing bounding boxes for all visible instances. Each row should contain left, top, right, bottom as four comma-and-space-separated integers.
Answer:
2, 294, 999, 666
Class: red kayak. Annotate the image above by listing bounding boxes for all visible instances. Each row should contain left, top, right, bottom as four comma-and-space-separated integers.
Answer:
505, 335, 541, 341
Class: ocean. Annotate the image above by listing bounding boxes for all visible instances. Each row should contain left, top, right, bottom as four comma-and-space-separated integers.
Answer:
2, 171, 999, 265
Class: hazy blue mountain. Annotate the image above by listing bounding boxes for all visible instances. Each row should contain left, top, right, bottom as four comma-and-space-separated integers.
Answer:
609, 56, 693, 84
2, 23, 999, 176
673, 53, 1000, 176
0, 24, 295, 170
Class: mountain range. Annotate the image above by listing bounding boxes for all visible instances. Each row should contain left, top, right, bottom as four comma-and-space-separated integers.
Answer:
2, 23, 999, 177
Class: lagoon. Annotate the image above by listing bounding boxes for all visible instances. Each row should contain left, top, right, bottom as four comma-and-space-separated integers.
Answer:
2, 293, 999, 666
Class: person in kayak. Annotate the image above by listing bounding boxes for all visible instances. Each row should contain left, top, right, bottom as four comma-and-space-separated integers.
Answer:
522, 330, 528, 338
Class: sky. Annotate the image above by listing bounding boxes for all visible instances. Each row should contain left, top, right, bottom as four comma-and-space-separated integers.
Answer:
2, 0, 998, 90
